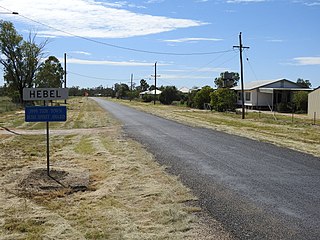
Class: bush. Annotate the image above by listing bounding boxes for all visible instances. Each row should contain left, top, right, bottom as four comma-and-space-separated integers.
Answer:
277, 102, 291, 113
142, 94, 153, 103
193, 86, 214, 109
210, 88, 237, 112
292, 91, 308, 113
159, 86, 180, 105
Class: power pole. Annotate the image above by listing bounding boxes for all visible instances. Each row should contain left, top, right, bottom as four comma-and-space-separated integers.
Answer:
64, 53, 67, 104
130, 73, 133, 102
234, 32, 249, 119
151, 62, 160, 105
154, 62, 157, 105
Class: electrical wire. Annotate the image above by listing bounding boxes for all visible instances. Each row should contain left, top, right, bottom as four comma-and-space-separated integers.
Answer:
0, 5, 234, 56
68, 71, 127, 82
244, 50, 259, 81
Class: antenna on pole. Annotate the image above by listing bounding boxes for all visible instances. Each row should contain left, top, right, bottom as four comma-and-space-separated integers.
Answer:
233, 32, 249, 119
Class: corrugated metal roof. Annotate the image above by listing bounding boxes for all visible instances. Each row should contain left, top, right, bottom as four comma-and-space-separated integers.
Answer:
231, 78, 305, 90
178, 87, 190, 93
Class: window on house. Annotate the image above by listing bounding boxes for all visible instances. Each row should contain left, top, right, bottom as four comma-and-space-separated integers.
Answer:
237, 92, 242, 101
245, 92, 251, 101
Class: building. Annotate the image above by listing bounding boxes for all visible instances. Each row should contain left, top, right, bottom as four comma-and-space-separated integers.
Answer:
308, 87, 320, 119
139, 89, 162, 98
178, 87, 190, 94
232, 79, 312, 110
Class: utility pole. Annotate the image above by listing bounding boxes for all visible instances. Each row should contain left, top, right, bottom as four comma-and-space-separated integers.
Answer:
234, 32, 249, 119
64, 53, 67, 104
130, 73, 133, 102
154, 62, 157, 105
153, 62, 157, 105
151, 62, 160, 105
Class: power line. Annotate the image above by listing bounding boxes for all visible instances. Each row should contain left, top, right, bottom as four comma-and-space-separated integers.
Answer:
244, 50, 259, 81
68, 71, 127, 82
0, 5, 234, 56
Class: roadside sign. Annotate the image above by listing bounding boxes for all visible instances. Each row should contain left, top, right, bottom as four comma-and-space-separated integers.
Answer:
25, 106, 67, 122
23, 88, 69, 101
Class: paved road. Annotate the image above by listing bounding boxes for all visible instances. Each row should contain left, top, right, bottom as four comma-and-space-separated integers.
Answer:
93, 98, 320, 240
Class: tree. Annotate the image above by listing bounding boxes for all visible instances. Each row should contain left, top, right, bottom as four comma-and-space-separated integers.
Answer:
193, 86, 214, 109
159, 86, 180, 105
139, 79, 149, 92
214, 71, 239, 88
114, 83, 129, 99
292, 91, 308, 113
296, 78, 312, 88
0, 21, 47, 104
210, 88, 237, 112
34, 56, 64, 88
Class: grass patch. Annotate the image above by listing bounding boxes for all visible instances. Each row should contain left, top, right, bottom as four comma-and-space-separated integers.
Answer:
0, 96, 21, 113
74, 136, 95, 155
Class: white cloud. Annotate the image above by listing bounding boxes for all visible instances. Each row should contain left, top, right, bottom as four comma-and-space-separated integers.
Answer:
226, 0, 266, 3
145, 0, 165, 3
165, 67, 228, 73
63, 57, 161, 66
304, 1, 320, 6
163, 37, 223, 43
160, 74, 211, 80
70, 51, 92, 56
0, 0, 206, 38
267, 39, 284, 43
293, 57, 320, 65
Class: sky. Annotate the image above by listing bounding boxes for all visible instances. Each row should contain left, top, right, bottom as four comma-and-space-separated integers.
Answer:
0, 0, 319, 89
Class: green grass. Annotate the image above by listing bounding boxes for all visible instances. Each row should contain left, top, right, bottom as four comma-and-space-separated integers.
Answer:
0, 96, 20, 114
74, 136, 95, 155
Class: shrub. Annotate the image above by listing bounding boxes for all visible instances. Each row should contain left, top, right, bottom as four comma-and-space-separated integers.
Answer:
210, 88, 237, 112
277, 102, 291, 113
193, 86, 214, 109
159, 86, 180, 105
292, 91, 308, 113
142, 94, 153, 102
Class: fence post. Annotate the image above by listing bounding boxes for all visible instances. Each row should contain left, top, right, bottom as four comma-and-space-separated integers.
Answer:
313, 112, 316, 125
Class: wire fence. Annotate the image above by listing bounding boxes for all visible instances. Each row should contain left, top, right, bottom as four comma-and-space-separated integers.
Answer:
238, 109, 320, 126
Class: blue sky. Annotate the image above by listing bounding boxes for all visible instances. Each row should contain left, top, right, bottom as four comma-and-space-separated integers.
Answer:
0, 0, 319, 89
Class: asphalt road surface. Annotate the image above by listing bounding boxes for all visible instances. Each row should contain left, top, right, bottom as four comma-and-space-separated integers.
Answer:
93, 98, 320, 240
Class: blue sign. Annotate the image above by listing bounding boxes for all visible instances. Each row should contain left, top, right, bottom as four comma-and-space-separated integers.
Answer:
25, 106, 67, 122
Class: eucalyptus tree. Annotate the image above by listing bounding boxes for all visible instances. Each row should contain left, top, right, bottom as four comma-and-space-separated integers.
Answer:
0, 21, 47, 103
34, 56, 64, 88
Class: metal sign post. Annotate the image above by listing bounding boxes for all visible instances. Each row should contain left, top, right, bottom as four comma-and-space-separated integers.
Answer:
23, 88, 68, 176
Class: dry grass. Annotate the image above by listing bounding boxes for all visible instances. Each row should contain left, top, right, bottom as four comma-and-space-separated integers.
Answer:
111, 99, 320, 157
0, 97, 231, 239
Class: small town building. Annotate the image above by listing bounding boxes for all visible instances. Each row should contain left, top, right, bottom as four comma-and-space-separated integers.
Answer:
139, 89, 162, 98
178, 87, 190, 94
308, 87, 320, 119
232, 79, 312, 110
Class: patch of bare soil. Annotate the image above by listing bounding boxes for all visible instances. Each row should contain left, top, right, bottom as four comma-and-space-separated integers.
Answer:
17, 168, 90, 195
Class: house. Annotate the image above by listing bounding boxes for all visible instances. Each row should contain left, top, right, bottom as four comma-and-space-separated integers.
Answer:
139, 89, 162, 98
232, 79, 312, 110
308, 87, 320, 119
178, 87, 190, 94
